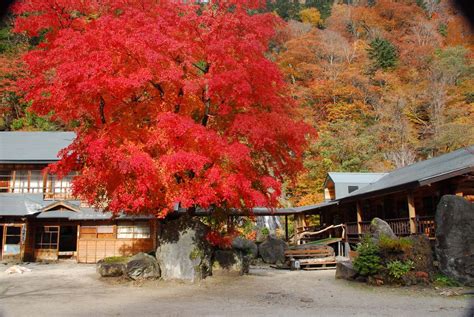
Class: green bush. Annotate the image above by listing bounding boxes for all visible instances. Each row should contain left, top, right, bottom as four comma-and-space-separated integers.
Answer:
433, 273, 461, 287
386, 260, 414, 279
353, 236, 382, 276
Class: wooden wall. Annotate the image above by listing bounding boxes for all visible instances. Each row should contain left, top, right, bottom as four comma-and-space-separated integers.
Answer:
77, 238, 154, 263
76, 220, 157, 263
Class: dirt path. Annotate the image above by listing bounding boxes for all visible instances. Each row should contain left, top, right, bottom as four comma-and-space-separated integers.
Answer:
0, 262, 472, 317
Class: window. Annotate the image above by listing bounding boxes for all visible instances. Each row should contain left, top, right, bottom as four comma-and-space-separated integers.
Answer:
80, 225, 115, 239
117, 223, 150, 239
13, 170, 29, 193
0, 170, 12, 192
35, 226, 59, 249
46, 173, 74, 199
80, 226, 97, 239
5, 226, 21, 245
29, 170, 44, 193
9, 170, 44, 193
348, 185, 359, 193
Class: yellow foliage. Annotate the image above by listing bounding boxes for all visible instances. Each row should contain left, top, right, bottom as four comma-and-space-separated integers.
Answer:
299, 8, 322, 28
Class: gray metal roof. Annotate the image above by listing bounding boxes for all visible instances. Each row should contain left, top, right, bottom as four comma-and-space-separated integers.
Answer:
326, 172, 387, 185
0, 194, 44, 216
0, 193, 152, 220
0, 132, 75, 163
342, 145, 474, 200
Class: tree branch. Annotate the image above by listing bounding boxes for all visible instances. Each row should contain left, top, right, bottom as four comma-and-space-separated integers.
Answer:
99, 96, 106, 124
150, 81, 165, 98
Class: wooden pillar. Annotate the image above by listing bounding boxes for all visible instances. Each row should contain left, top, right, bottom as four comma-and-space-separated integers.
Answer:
285, 215, 289, 241
294, 214, 306, 245
407, 192, 417, 234
356, 201, 363, 235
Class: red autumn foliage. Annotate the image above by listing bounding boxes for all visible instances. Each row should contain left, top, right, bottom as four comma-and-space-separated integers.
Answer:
205, 230, 236, 249
13, 0, 313, 217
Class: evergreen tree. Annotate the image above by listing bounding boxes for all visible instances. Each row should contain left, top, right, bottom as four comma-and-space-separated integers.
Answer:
367, 38, 398, 70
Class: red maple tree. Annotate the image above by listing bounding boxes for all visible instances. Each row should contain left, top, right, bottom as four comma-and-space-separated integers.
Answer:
13, 0, 313, 217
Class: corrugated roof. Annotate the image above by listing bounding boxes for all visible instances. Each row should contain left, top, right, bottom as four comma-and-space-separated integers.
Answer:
0, 193, 152, 220
0, 194, 44, 216
327, 172, 387, 184
0, 132, 75, 163
342, 145, 474, 200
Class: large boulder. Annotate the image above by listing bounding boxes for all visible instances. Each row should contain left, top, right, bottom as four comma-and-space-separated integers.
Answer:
231, 237, 258, 258
258, 236, 288, 264
407, 235, 434, 274
125, 252, 161, 280
213, 249, 249, 276
335, 260, 357, 280
97, 261, 125, 277
435, 195, 474, 286
156, 216, 213, 282
369, 217, 396, 242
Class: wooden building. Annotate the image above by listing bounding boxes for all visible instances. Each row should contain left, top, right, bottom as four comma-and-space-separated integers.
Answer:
297, 145, 474, 243
0, 132, 157, 263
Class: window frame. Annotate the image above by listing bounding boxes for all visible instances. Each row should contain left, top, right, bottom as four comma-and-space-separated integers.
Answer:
117, 222, 151, 239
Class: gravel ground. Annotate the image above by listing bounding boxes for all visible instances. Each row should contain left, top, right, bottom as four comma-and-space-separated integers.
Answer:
0, 262, 472, 317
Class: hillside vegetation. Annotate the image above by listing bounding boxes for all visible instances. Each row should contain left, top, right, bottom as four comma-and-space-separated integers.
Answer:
268, 0, 473, 205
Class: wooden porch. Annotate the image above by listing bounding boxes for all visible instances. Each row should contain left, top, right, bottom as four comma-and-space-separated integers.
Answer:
345, 215, 435, 242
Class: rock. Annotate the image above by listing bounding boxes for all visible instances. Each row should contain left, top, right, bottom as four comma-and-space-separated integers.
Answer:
156, 216, 213, 282
435, 195, 474, 286
258, 236, 288, 264
335, 260, 357, 280
96, 262, 125, 277
407, 235, 434, 274
125, 252, 160, 280
213, 249, 249, 276
231, 237, 258, 258
369, 217, 396, 242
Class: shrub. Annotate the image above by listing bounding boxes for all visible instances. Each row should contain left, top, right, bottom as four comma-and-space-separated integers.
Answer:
353, 236, 382, 276
433, 273, 461, 287
386, 260, 414, 279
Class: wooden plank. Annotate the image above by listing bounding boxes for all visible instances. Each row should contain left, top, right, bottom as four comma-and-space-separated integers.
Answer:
298, 256, 336, 265
302, 265, 336, 271
285, 249, 332, 254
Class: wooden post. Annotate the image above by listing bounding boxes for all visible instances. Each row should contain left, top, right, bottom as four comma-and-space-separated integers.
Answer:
356, 201, 363, 235
285, 215, 289, 241
294, 214, 306, 245
0, 224, 4, 261
407, 192, 417, 234
11, 170, 16, 193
